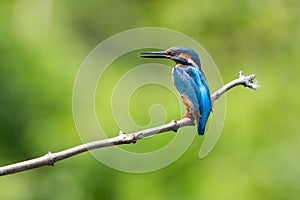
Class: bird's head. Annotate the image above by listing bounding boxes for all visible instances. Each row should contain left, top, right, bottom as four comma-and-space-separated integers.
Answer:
140, 47, 201, 68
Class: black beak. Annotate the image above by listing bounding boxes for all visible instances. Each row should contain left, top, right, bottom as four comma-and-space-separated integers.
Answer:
139, 50, 170, 59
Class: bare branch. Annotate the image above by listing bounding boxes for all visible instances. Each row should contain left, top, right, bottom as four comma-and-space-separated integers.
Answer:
211, 71, 258, 102
0, 71, 257, 176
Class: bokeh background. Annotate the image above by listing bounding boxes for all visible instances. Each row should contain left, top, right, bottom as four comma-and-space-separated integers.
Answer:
1, 0, 300, 199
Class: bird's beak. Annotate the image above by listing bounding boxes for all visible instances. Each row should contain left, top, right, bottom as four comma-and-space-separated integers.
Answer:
139, 50, 170, 59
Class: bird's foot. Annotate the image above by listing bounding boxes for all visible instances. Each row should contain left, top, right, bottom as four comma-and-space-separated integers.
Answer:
182, 112, 193, 119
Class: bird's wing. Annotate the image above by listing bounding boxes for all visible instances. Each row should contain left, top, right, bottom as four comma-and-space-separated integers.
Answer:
186, 66, 212, 134
173, 66, 200, 116
173, 65, 212, 135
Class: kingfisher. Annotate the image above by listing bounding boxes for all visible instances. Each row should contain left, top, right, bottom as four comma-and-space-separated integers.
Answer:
140, 47, 212, 135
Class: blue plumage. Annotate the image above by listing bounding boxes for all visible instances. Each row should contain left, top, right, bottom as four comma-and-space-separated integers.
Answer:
140, 47, 212, 135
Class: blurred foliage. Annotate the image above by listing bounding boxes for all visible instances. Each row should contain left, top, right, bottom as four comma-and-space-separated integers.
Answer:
1, 0, 300, 199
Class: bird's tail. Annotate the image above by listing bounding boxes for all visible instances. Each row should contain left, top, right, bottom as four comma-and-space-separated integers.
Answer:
197, 111, 211, 135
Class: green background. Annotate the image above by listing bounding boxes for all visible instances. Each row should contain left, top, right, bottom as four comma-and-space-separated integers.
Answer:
1, 0, 300, 199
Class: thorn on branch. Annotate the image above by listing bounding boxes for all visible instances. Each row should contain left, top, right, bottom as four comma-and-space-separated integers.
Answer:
121, 133, 138, 144
46, 151, 55, 166
119, 130, 125, 136
238, 71, 245, 78
170, 119, 180, 132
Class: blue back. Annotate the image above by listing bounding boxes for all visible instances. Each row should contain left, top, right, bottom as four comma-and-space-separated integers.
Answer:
173, 65, 212, 135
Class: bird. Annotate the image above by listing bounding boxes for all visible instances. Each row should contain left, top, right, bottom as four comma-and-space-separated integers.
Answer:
140, 47, 212, 135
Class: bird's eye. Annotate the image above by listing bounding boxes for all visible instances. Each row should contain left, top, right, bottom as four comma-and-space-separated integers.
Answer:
167, 50, 175, 56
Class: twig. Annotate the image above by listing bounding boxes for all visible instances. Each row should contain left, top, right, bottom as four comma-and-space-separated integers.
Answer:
211, 71, 258, 102
0, 71, 257, 176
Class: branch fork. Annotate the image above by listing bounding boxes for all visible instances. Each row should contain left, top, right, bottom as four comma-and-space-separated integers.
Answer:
238, 71, 258, 90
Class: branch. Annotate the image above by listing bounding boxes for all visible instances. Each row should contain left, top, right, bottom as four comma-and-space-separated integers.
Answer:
0, 71, 257, 176
211, 71, 258, 102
